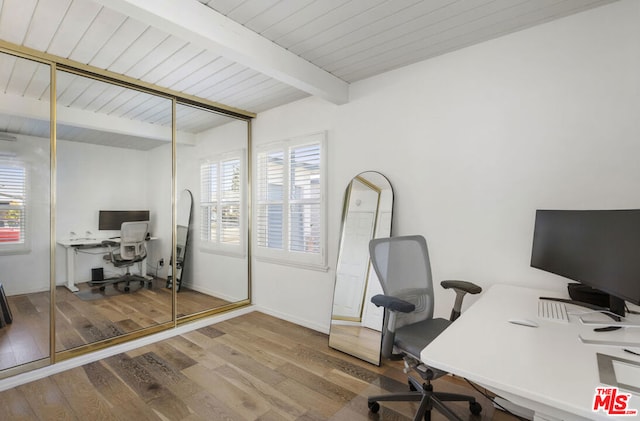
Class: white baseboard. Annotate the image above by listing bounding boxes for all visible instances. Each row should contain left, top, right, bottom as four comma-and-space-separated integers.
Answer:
0, 305, 256, 392
255, 305, 330, 335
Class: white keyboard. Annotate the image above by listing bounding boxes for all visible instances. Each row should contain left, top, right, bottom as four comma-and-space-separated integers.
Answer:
538, 299, 569, 323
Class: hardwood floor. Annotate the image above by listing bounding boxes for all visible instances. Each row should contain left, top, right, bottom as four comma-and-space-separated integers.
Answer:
0, 279, 232, 371
0, 312, 519, 420
328, 324, 381, 365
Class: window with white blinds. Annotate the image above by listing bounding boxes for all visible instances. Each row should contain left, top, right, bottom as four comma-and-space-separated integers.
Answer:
200, 152, 244, 254
255, 132, 326, 268
0, 161, 28, 253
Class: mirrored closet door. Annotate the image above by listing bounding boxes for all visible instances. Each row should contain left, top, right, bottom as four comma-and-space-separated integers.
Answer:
0, 51, 52, 373
54, 69, 173, 353
174, 103, 250, 319
0, 45, 253, 375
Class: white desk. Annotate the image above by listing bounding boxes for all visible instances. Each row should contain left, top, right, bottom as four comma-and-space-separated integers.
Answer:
421, 284, 640, 421
57, 237, 155, 292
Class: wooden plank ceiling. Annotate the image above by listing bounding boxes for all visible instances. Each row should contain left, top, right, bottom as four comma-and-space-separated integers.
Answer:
0, 0, 617, 149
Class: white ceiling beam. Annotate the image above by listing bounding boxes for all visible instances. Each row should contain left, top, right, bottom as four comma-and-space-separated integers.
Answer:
94, 0, 349, 105
0, 93, 195, 144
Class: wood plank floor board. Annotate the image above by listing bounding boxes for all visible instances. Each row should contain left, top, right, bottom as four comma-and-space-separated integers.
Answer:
104, 353, 193, 420
213, 329, 291, 370
51, 367, 117, 420
276, 362, 356, 405
0, 312, 519, 420
206, 341, 288, 386
16, 376, 77, 421
181, 388, 246, 420
133, 351, 202, 400
0, 385, 39, 420
323, 367, 372, 395
275, 377, 345, 418
141, 340, 199, 371
161, 335, 217, 363
182, 363, 275, 420
81, 360, 162, 421
213, 363, 307, 420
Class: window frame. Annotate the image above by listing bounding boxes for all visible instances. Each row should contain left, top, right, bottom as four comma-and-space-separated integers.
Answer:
198, 149, 246, 257
0, 159, 30, 255
253, 132, 327, 270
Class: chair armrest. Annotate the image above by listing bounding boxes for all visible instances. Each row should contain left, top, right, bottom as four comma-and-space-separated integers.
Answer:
440, 280, 482, 295
371, 294, 415, 313
101, 240, 118, 247
441, 280, 483, 321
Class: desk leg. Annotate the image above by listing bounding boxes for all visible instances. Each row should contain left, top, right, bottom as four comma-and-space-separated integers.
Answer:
65, 247, 79, 292
139, 258, 152, 280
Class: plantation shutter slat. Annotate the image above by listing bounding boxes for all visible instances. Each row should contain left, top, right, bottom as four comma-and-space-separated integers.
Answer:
256, 150, 284, 249
200, 162, 218, 242
200, 154, 242, 247
289, 144, 321, 254
0, 163, 27, 245
220, 159, 240, 244
256, 139, 322, 257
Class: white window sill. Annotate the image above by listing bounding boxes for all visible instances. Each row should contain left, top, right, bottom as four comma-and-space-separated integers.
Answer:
198, 245, 246, 259
254, 255, 329, 272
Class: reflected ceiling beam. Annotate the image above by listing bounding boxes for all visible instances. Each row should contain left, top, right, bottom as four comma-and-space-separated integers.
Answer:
0, 93, 195, 145
95, 0, 349, 105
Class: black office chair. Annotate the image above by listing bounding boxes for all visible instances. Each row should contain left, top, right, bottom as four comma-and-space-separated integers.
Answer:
92, 221, 151, 292
367, 235, 483, 421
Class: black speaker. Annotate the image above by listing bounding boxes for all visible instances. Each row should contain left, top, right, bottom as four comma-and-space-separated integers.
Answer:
91, 267, 104, 282
567, 283, 610, 308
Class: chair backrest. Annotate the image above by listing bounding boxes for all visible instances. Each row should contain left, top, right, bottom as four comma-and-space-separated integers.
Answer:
119, 221, 148, 261
369, 235, 435, 330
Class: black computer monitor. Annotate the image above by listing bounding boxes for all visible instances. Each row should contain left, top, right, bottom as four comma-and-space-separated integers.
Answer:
531, 209, 640, 317
98, 210, 150, 231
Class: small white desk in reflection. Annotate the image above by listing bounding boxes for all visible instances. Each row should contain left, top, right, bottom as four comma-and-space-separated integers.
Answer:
420, 284, 640, 421
57, 237, 155, 292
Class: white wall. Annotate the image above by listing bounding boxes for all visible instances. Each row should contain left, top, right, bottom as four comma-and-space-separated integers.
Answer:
252, 0, 640, 332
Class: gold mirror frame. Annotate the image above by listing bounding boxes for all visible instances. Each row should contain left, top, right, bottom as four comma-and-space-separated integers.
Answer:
329, 171, 393, 365
0, 41, 253, 377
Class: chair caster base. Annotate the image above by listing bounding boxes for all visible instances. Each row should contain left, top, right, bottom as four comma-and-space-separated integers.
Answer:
367, 400, 380, 413
470, 401, 482, 415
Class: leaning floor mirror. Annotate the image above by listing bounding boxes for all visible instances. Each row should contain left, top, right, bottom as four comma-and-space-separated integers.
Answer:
329, 171, 393, 365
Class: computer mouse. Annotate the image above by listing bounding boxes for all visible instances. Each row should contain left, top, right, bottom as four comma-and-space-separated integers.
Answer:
508, 318, 539, 328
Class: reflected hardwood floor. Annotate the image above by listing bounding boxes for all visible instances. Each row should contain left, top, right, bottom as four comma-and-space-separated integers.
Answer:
0, 312, 519, 420
0, 279, 231, 371
328, 324, 381, 364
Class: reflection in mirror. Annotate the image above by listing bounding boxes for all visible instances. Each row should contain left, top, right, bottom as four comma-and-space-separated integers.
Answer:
0, 52, 51, 372
54, 70, 173, 352
175, 103, 249, 318
167, 189, 193, 291
329, 172, 393, 365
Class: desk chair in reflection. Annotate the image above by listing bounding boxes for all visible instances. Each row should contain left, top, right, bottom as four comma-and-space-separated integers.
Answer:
92, 221, 151, 292
367, 235, 483, 421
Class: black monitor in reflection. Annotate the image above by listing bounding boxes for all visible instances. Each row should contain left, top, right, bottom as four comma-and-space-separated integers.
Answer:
531, 209, 640, 317
99, 210, 150, 231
